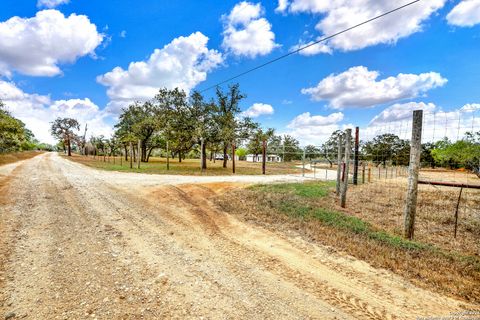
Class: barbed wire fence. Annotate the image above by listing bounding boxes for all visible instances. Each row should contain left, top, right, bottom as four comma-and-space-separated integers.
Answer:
330, 108, 480, 244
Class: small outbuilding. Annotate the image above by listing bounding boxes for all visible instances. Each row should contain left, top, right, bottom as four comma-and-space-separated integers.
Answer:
246, 154, 282, 163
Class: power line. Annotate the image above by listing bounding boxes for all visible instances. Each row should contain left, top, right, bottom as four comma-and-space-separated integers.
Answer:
199, 0, 421, 93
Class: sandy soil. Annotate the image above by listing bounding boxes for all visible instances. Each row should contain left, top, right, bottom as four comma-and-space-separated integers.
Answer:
0, 153, 475, 319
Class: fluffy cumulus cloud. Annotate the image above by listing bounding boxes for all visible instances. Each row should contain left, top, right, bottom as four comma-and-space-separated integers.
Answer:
0, 10, 103, 77
285, 111, 349, 144
301, 66, 447, 109
222, 1, 278, 58
242, 103, 274, 118
447, 0, 480, 27
97, 32, 223, 114
0, 80, 112, 144
365, 102, 480, 142
369, 102, 436, 126
278, 0, 446, 54
37, 0, 70, 8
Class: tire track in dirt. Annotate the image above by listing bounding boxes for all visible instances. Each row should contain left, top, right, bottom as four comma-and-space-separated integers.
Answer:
1, 153, 476, 319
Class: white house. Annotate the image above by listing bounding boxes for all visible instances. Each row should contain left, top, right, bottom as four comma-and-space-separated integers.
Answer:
246, 154, 282, 162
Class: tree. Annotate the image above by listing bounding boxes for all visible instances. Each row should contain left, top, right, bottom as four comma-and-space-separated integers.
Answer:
247, 128, 274, 159
214, 84, 246, 168
50, 118, 80, 156
321, 130, 354, 167
283, 135, 302, 161
0, 100, 38, 153
432, 134, 480, 173
363, 133, 410, 166
305, 145, 321, 160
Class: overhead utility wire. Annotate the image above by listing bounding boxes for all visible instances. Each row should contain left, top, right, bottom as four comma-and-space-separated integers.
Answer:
199, 0, 421, 93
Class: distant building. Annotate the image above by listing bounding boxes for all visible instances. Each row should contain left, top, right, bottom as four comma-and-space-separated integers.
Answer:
246, 154, 282, 162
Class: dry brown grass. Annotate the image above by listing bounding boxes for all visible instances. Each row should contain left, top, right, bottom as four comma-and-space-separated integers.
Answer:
340, 171, 480, 255
65, 153, 305, 176
0, 151, 44, 166
214, 181, 480, 304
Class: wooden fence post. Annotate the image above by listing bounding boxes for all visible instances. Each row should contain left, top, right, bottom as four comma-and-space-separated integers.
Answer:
232, 143, 236, 174
353, 127, 359, 185
340, 129, 352, 208
129, 141, 133, 169
262, 140, 266, 175
336, 135, 343, 194
166, 140, 170, 171
302, 147, 306, 177
404, 110, 423, 239
137, 139, 141, 169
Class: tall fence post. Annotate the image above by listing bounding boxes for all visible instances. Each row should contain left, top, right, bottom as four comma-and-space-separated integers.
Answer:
302, 147, 306, 177
404, 110, 423, 239
129, 141, 133, 169
232, 142, 236, 174
353, 127, 359, 185
200, 138, 204, 173
166, 140, 170, 171
340, 129, 352, 208
262, 140, 266, 175
137, 139, 141, 169
336, 135, 343, 194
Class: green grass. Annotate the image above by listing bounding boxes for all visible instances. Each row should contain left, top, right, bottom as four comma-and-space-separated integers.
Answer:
252, 181, 335, 198
252, 181, 433, 251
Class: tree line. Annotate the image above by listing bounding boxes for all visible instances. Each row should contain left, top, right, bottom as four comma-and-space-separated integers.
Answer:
0, 100, 53, 153
51, 84, 305, 169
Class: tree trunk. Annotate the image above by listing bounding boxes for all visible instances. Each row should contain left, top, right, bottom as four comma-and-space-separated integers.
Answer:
67, 138, 71, 156
124, 145, 128, 161
222, 145, 228, 168
178, 151, 182, 163
146, 147, 154, 162
210, 150, 213, 162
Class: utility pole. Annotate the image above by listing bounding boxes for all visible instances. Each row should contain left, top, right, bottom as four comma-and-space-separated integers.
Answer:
404, 110, 423, 239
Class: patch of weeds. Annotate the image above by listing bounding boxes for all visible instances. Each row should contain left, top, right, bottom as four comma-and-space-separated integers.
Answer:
252, 181, 334, 198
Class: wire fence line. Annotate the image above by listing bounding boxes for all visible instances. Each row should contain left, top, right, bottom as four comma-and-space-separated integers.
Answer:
319, 109, 480, 242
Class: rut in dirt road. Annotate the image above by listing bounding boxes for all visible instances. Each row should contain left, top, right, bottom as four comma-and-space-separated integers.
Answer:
0, 153, 474, 319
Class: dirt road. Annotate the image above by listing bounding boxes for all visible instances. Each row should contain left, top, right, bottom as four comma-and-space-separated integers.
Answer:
0, 153, 474, 319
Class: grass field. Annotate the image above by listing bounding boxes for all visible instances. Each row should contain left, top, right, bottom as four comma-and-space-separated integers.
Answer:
64, 153, 305, 176
0, 150, 44, 166
215, 181, 480, 303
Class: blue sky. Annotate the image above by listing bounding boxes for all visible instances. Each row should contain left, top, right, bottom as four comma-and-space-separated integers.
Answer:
0, 0, 480, 144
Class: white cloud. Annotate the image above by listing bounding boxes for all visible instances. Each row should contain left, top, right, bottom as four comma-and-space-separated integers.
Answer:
285, 111, 346, 145
287, 111, 344, 128
277, 0, 445, 54
242, 103, 274, 118
460, 103, 480, 112
37, 0, 69, 8
301, 66, 447, 109
120, 30, 127, 38
364, 102, 480, 142
290, 38, 332, 56
369, 102, 436, 126
447, 0, 480, 27
97, 32, 223, 114
275, 0, 290, 13
222, 1, 279, 58
0, 10, 103, 77
0, 80, 112, 144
